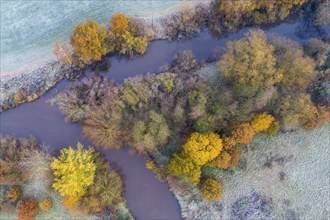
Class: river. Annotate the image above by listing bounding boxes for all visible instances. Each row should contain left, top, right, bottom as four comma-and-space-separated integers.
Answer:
0, 17, 328, 219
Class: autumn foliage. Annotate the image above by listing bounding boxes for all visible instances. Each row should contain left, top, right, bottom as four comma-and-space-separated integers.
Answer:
6, 186, 21, 202
167, 154, 201, 186
39, 198, 52, 211
70, 19, 107, 63
51, 143, 96, 200
110, 13, 129, 34
182, 132, 223, 166
251, 113, 275, 132
219, 30, 281, 90
16, 197, 38, 220
199, 178, 222, 201
232, 122, 255, 145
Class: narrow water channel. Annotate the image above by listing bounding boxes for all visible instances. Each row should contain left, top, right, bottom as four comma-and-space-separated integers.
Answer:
0, 18, 322, 219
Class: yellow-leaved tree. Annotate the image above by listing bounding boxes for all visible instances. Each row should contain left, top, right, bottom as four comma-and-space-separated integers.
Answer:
251, 113, 275, 132
182, 132, 223, 166
70, 19, 107, 63
167, 154, 201, 186
51, 143, 96, 203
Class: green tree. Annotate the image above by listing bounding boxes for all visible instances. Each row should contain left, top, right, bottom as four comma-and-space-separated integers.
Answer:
132, 111, 170, 151
182, 132, 223, 166
219, 29, 281, 90
51, 143, 96, 200
70, 19, 107, 63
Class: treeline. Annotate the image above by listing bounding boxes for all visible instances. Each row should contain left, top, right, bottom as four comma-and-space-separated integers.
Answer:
54, 13, 149, 72
52, 29, 329, 201
0, 137, 132, 219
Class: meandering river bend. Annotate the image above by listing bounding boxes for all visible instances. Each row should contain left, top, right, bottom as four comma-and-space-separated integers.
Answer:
0, 17, 327, 219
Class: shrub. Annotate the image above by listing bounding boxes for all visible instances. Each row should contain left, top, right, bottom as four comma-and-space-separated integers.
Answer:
16, 197, 38, 220
219, 29, 281, 90
6, 186, 21, 202
182, 132, 223, 166
264, 121, 280, 136
251, 113, 275, 132
63, 196, 78, 210
167, 154, 201, 186
70, 19, 107, 63
51, 143, 96, 199
232, 122, 255, 145
13, 91, 27, 104
115, 202, 134, 220
199, 178, 222, 201
169, 50, 198, 74
39, 198, 52, 211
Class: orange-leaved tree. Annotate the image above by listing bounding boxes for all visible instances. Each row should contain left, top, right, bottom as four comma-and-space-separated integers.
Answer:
232, 122, 255, 145
70, 19, 107, 63
110, 13, 129, 34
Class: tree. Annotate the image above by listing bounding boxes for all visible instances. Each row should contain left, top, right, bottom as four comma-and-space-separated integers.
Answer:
219, 29, 281, 90
167, 154, 201, 186
182, 132, 223, 166
51, 143, 96, 200
17, 197, 38, 220
70, 19, 107, 63
278, 48, 316, 91
303, 106, 330, 130
110, 13, 129, 34
199, 178, 222, 201
232, 122, 255, 145
78, 156, 124, 214
132, 111, 170, 151
275, 93, 323, 130
83, 100, 125, 148
119, 31, 148, 57
251, 113, 275, 132
209, 147, 241, 169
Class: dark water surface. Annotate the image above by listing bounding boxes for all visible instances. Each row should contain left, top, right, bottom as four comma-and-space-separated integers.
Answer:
0, 19, 324, 219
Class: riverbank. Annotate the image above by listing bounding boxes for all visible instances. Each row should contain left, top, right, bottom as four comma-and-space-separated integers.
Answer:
0, 0, 212, 112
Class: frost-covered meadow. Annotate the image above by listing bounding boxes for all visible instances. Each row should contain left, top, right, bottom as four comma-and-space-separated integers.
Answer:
171, 125, 330, 219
